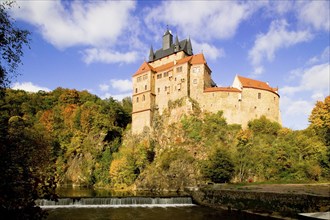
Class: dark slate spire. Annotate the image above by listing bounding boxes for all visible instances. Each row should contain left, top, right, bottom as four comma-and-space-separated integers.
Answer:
149, 45, 154, 61
187, 37, 193, 55
174, 35, 180, 52
162, 27, 173, 50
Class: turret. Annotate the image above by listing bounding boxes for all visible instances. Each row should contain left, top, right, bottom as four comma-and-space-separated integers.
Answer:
187, 37, 193, 55
149, 45, 154, 62
174, 35, 180, 52
162, 28, 173, 50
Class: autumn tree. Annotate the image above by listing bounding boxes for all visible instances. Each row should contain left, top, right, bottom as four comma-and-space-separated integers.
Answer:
309, 96, 330, 176
0, 1, 30, 88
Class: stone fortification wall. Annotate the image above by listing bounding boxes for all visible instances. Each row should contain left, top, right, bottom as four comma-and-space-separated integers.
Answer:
239, 88, 281, 126
201, 91, 242, 125
189, 187, 330, 218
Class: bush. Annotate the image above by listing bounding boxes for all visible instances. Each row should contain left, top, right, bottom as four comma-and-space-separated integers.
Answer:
202, 148, 235, 183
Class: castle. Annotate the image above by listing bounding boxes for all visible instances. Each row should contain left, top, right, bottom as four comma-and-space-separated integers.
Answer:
132, 29, 281, 133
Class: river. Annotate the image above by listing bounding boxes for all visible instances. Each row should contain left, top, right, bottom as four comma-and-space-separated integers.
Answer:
42, 186, 276, 220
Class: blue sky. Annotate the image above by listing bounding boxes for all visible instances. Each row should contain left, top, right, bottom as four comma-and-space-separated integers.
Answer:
6, 0, 330, 130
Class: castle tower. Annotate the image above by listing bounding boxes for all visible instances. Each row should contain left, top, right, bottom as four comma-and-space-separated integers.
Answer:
162, 29, 173, 50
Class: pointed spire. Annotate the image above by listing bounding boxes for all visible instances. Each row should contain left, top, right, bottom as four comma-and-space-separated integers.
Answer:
187, 36, 193, 55
149, 45, 154, 61
174, 35, 180, 52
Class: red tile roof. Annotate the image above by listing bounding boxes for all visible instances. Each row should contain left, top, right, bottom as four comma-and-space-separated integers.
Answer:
133, 53, 208, 77
191, 53, 207, 65
237, 75, 278, 94
133, 62, 154, 76
204, 87, 241, 93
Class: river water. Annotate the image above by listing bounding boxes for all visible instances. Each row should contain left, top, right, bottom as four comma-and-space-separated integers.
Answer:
43, 186, 275, 220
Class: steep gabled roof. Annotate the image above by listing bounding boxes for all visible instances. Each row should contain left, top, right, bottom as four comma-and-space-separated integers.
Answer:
133, 53, 209, 77
133, 62, 154, 76
191, 53, 206, 65
237, 75, 278, 94
204, 87, 241, 93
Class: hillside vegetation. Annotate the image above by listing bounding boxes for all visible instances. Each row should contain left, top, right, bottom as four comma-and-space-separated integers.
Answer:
1, 89, 329, 194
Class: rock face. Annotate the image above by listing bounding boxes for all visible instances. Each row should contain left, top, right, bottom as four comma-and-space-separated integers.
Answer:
189, 187, 330, 218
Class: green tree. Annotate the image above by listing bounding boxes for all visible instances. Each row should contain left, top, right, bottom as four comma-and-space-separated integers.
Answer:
0, 116, 56, 219
202, 148, 235, 183
0, 1, 30, 88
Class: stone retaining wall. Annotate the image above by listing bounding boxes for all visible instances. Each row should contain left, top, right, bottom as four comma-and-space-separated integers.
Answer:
188, 187, 330, 218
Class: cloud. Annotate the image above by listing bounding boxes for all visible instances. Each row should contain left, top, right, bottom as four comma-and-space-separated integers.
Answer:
248, 19, 313, 76
100, 92, 131, 101
144, 1, 255, 41
110, 79, 132, 92
281, 63, 330, 97
11, 1, 141, 64
98, 79, 132, 100
297, 1, 330, 31
280, 96, 314, 130
82, 49, 139, 64
307, 46, 330, 65
12, 1, 136, 49
99, 84, 110, 92
280, 47, 330, 130
192, 40, 225, 61
249, 20, 312, 68
11, 82, 50, 92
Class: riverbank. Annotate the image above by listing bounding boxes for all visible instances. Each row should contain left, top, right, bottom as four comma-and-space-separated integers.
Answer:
187, 183, 330, 219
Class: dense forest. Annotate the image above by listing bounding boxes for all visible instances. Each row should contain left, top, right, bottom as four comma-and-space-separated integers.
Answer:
1, 89, 329, 193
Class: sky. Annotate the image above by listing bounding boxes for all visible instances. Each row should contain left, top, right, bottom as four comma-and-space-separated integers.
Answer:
5, 0, 330, 130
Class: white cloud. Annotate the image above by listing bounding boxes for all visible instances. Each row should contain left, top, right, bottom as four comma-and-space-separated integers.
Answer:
82, 49, 139, 64
110, 79, 132, 92
11, 82, 50, 92
307, 46, 330, 65
280, 96, 314, 130
99, 84, 110, 92
100, 92, 131, 101
144, 1, 255, 41
281, 63, 329, 96
297, 1, 330, 31
12, 1, 136, 49
192, 40, 225, 60
249, 20, 312, 67
280, 59, 329, 130
98, 79, 132, 100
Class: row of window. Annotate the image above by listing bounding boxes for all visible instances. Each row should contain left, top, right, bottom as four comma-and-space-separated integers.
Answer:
136, 95, 146, 103
135, 85, 148, 93
137, 74, 148, 82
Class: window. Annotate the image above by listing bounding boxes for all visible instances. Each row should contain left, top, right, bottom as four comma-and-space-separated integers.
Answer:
143, 74, 147, 80
193, 67, 200, 73
145, 85, 147, 90
136, 97, 139, 103
157, 88, 160, 93
193, 79, 197, 84
157, 74, 162, 79
142, 95, 145, 101
135, 88, 138, 93
176, 66, 182, 72
137, 76, 142, 82
258, 92, 261, 99
163, 72, 168, 77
